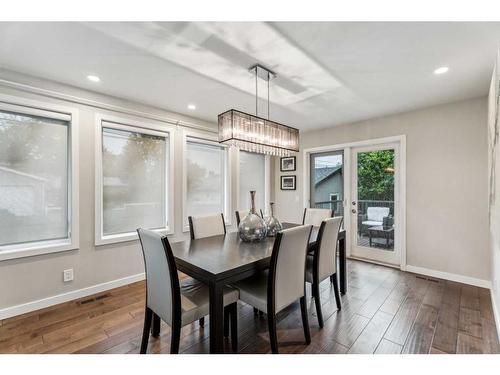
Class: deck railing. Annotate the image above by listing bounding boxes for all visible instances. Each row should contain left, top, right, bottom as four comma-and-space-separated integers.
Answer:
313, 199, 344, 216
357, 200, 394, 216
313, 199, 394, 216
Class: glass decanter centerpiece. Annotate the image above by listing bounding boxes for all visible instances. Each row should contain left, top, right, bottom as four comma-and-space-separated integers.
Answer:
238, 191, 267, 242
264, 202, 282, 237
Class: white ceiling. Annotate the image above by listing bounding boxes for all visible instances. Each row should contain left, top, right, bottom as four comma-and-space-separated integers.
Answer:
0, 22, 499, 131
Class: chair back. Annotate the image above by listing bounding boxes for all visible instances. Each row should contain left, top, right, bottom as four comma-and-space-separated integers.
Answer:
315, 217, 343, 281
367, 207, 389, 222
302, 208, 333, 227
188, 213, 226, 239
235, 210, 249, 226
268, 225, 312, 313
137, 228, 180, 326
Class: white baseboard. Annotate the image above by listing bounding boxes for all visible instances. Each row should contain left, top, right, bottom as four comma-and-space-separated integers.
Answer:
0, 273, 145, 320
491, 289, 500, 342
405, 265, 491, 289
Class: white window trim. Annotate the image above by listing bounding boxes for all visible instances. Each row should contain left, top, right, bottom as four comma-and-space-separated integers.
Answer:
95, 113, 175, 246
0, 93, 79, 261
235, 150, 271, 216
329, 193, 340, 201
182, 129, 232, 232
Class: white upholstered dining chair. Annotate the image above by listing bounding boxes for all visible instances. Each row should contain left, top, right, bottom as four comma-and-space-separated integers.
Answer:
234, 225, 312, 354
305, 216, 343, 328
188, 213, 226, 239
302, 208, 333, 227
187, 212, 227, 328
137, 228, 239, 353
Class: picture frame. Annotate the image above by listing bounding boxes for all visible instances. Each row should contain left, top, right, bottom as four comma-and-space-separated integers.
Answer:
280, 156, 296, 172
280, 175, 296, 190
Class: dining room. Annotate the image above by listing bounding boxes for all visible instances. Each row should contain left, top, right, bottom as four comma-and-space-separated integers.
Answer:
1, 5, 500, 367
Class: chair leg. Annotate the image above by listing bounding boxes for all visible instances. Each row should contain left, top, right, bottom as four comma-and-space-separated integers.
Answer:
267, 309, 279, 354
230, 302, 238, 352
140, 307, 153, 354
170, 321, 181, 354
199, 317, 205, 328
312, 282, 324, 328
253, 307, 259, 316
332, 274, 342, 311
151, 313, 161, 337
300, 296, 311, 345
224, 306, 230, 338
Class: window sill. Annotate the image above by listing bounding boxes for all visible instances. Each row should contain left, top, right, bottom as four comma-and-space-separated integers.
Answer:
95, 227, 174, 246
0, 240, 78, 262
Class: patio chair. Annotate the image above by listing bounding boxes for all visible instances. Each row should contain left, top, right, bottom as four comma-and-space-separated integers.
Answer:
358, 206, 390, 235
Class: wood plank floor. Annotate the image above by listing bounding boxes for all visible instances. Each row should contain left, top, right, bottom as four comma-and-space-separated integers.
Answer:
1, 260, 498, 354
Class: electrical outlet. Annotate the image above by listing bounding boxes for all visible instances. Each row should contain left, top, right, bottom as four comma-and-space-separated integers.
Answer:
63, 269, 74, 282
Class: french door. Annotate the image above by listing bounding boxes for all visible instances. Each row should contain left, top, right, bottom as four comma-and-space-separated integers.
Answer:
350, 143, 400, 266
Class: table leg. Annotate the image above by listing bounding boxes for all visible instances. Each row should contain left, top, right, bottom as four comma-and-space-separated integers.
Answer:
339, 236, 346, 295
209, 281, 224, 354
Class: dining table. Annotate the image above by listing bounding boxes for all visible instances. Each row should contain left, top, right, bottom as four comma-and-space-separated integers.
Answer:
169, 222, 346, 353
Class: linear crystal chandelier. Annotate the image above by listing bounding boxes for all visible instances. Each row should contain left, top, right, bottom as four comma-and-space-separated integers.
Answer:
218, 64, 299, 156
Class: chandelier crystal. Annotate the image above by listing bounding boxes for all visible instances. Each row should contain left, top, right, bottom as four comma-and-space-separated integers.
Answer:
218, 65, 299, 156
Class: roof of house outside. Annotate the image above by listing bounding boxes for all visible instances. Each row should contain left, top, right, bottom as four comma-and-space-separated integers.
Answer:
315, 165, 342, 185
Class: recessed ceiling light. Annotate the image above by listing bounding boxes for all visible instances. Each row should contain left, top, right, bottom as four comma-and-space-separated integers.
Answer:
434, 66, 449, 75
187, 104, 196, 110
87, 75, 100, 82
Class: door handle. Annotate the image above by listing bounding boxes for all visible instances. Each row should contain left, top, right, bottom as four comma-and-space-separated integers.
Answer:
351, 209, 357, 214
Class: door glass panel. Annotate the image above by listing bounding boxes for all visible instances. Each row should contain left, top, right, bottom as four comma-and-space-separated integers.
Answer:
310, 151, 343, 217
356, 149, 395, 251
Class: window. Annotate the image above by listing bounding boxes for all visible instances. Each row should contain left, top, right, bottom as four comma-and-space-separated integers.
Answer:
310, 150, 344, 217
0, 100, 78, 260
96, 118, 172, 244
184, 137, 229, 228
329, 193, 340, 202
239, 151, 267, 212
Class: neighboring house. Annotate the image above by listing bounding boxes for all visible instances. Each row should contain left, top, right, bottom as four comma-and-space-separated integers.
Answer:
0, 166, 47, 217
313, 165, 343, 204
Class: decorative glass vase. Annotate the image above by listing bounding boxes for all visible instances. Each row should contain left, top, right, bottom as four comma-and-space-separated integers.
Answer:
264, 202, 282, 237
238, 191, 267, 242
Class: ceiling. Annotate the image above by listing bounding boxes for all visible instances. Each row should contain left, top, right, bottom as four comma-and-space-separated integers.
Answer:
0, 22, 499, 131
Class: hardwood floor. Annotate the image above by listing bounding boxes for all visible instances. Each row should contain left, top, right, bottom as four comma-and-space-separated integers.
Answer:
1, 260, 498, 354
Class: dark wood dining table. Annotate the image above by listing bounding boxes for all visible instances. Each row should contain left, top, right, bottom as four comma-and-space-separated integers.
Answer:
169, 222, 346, 353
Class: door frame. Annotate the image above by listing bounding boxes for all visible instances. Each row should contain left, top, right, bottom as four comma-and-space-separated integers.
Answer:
302, 135, 407, 270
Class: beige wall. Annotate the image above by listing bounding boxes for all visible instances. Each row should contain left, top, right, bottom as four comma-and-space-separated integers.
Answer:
274, 97, 490, 282
0, 70, 245, 315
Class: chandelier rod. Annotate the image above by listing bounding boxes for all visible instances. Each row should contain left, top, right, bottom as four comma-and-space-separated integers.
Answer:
255, 67, 258, 117
267, 71, 270, 120
250, 64, 275, 120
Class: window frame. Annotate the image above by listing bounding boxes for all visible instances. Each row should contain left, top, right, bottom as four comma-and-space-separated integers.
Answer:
95, 114, 174, 245
182, 130, 232, 232
0, 94, 79, 261
329, 193, 340, 202
236, 150, 271, 215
